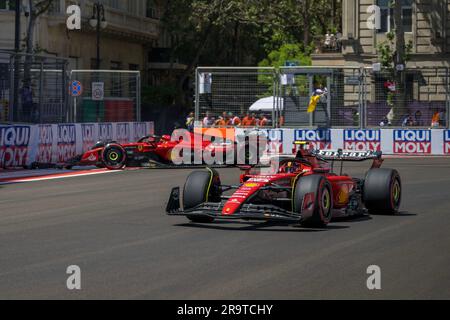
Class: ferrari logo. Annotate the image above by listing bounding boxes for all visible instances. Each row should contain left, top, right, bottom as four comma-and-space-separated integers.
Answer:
138, 145, 144, 152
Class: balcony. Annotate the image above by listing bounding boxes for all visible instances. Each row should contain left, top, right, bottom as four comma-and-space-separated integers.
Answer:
311, 33, 345, 67
47, 0, 159, 42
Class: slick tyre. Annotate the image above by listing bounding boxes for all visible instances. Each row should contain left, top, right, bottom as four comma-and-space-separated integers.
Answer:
102, 144, 127, 170
293, 175, 333, 228
183, 169, 221, 223
363, 168, 401, 215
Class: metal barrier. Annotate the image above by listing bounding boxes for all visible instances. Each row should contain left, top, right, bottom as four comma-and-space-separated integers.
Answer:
69, 70, 141, 123
0, 51, 68, 123
363, 66, 449, 128
279, 66, 363, 128
195, 67, 277, 127
195, 66, 450, 129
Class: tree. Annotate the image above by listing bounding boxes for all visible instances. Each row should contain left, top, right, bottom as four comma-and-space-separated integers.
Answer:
23, 0, 54, 87
377, 0, 413, 123
159, 0, 342, 107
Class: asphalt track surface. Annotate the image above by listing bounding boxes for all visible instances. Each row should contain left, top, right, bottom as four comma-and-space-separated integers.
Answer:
1, 158, 450, 300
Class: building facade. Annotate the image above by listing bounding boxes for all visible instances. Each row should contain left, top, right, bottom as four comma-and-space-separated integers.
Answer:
0, 0, 169, 73
312, 0, 450, 67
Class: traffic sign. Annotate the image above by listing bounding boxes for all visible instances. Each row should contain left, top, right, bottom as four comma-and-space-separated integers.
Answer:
92, 82, 104, 101
70, 80, 83, 97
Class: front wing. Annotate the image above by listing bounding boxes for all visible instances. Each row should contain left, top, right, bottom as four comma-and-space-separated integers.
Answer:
166, 187, 303, 223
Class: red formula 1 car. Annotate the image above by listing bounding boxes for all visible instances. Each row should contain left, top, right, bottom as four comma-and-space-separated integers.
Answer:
63, 132, 238, 170
166, 143, 402, 228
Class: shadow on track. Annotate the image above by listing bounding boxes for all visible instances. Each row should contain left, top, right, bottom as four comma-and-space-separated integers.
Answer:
175, 220, 349, 233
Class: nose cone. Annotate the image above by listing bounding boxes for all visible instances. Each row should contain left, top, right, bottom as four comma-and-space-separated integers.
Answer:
222, 181, 265, 215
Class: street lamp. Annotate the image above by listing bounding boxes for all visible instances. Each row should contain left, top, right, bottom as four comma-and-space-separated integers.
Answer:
89, 2, 107, 70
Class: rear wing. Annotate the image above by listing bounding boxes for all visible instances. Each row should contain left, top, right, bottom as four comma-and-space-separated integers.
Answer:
312, 149, 382, 162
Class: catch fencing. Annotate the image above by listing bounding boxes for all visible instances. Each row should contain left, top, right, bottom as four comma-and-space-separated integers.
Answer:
0, 51, 68, 123
195, 66, 450, 129
69, 70, 141, 123
0, 51, 142, 125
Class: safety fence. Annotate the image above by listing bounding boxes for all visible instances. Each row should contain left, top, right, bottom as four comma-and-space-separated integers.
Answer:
0, 51, 142, 124
0, 51, 68, 123
195, 66, 450, 129
0, 122, 154, 168
69, 70, 141, 123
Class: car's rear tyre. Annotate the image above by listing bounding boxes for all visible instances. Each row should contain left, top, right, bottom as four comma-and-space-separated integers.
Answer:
183, 169, 221, 223
363, 168, 401, 215
102, 144, 126, 170
293, 175, 333, 228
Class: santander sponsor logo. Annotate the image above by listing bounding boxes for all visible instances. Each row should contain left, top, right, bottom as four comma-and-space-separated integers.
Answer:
394, 130, 431, 154
344, 130, 381, 151
445, 130, 450, 155
294, 129, 331, 150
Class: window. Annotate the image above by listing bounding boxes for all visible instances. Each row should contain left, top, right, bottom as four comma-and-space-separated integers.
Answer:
0, 0, 16, 10
146, 0, 158, 19
377, 0, 413, 33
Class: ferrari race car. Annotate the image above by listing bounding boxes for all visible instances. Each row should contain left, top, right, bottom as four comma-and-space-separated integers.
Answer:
166, 143, 402, 228
62, 132, 240, 170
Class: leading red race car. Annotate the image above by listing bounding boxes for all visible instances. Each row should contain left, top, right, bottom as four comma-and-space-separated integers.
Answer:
166, 142, 402, 228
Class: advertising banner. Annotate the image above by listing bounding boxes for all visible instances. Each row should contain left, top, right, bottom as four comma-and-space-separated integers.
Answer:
0, 125, 33, 167
0, 122, 154, 168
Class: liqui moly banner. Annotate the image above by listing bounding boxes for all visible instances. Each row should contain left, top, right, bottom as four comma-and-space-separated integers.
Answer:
0, 122, 154, 168
81, 124, 96, 153
263, 129, 284, 154
116, 123, 131, 145
445, 130, 450, 155
0, 125, 32, 167
57, 124, 77, 162
294, 129, 332, 150
344, 129, 381, 151
393, 130, 431, 155
36, 124, 55, 164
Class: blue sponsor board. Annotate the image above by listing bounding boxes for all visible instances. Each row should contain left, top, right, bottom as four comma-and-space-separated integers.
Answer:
445, 130, 450, 155
0, 125, 31, 167
81, 124, 96, 152
116, 123, 131, 144
57, 124, 77, 162
344, 129, 381, 151
294, 129, 331, 150
98, 123, 113, 141
262, 129, 284, 154
37, 124, 54, 163
132, 122, 149, 141
393, 130, 431, 154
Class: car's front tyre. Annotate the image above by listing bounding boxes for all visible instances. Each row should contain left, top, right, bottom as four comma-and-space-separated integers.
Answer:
293, 175, 333, 228
183, 169, 221, 223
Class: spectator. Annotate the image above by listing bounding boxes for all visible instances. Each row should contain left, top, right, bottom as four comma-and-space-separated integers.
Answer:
431, 110, 441, 128
202, 111, 215, 127
414, 110, 423, 127
229, 112, 241, 126
402, 114, 414, 127
258, 114, 269, 127
241, 112, 256, 127
215, 116, 227, 127
386, 108, 394, 126
186, 112, 195, 131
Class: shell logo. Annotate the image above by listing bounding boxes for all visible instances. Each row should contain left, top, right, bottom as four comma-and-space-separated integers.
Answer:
337, 186, 349, 205
244, 183, 259, 188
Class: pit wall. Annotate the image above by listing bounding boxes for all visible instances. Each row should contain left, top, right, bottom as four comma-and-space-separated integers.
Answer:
235, 128, 450, 156
0, 122, 154, 168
